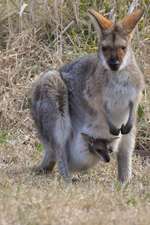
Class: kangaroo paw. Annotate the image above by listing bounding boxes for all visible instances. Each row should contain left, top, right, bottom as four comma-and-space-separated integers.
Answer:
121, 122, 133, 135
109, 123, 121, 136
32, 162, 55, 175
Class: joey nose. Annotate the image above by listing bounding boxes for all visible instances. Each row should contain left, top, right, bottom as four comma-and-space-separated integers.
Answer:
108, 58, 120, 71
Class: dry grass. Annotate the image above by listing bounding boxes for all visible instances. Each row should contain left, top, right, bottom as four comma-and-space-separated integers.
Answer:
0, 139, 150, 225
0, 1, 150, 225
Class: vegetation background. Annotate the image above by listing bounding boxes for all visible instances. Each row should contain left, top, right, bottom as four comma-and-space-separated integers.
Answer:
0, 0, 149, 225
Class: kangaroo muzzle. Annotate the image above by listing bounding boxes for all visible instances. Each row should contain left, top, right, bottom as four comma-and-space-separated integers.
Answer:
108, 58, 120, 71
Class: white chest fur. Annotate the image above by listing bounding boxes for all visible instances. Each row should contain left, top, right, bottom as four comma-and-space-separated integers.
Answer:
103, 71, 137, 127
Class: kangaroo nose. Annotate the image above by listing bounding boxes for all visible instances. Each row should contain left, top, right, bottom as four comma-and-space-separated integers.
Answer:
109, 58, 119, 65
108, 58, 120, 71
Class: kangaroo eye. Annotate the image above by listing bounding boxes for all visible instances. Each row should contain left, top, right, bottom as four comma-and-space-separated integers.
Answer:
121, 46, 126, 50
102, 46, 109, 52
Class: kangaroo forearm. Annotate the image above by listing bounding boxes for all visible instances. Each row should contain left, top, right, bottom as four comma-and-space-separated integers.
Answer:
121, 101, 138, 135
104, 103, 121, 136
121, 101, 133, 134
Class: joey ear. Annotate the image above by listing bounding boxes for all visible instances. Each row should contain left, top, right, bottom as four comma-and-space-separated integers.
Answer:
121, 9, 144, 34
81, 133, 90, 142
88, 9, 113, 31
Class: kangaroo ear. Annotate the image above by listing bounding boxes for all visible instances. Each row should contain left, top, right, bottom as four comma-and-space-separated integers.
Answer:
88, 9, 113, 30
121, 9, 144, 34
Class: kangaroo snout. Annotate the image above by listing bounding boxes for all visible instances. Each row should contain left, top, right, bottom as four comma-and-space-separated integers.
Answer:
108, 58, 120, 71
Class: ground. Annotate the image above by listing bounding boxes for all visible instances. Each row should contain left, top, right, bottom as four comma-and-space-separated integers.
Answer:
0, 137, 149, 225
0, 1, 150, 224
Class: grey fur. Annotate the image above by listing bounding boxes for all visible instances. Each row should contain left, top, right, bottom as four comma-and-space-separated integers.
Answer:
32, 71, 71, 181
31, 11, 144, 184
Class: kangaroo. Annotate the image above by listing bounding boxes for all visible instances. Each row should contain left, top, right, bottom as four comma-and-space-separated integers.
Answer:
31, 9, 145, 183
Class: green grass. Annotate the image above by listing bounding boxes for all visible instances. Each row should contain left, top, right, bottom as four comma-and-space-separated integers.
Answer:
35, 143, 44, 152
0, 131, 9, 144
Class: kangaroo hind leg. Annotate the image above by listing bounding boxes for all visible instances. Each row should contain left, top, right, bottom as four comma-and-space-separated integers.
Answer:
35, 140, 56, 173
32, 70, 71, 180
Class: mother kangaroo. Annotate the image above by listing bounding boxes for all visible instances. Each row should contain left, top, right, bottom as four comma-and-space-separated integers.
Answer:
31, 9, 144, 183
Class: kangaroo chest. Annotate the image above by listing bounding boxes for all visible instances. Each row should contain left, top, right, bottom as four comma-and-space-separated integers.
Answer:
103, 74, 137, 127
80, 73, 136, 133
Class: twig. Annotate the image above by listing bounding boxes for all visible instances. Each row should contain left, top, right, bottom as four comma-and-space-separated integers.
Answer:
61, 20, 75, 36
53, 20, 75, 45
128, 0, 140, 14
109, 0, 116, 22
